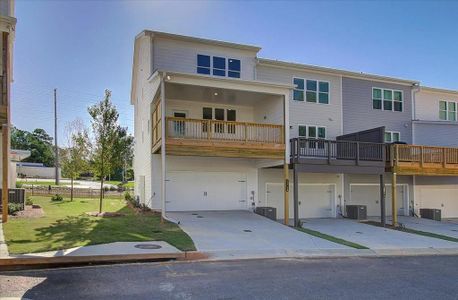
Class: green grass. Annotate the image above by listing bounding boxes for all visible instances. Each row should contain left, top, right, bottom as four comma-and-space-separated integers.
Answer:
3, 196, 195, 254
296, 227, 369, 249
363, 221, 458, 243
105, 181, 134, 189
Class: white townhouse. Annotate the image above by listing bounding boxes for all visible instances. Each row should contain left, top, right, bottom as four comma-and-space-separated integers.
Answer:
131, 30, 458, 224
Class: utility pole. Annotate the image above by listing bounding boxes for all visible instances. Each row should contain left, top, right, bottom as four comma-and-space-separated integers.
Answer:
54, 88, 59, 185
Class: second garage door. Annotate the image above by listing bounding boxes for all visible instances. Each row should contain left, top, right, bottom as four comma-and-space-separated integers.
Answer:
418, 187, 458, 218
266, 183, 335, 218
348, 184, 407, 217
166, 171, 247, 211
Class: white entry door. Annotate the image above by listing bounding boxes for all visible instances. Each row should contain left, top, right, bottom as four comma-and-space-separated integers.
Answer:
166, 171, 247, 211
418, 188, 458, 218
266, 183, 335, 219
349, 184, 407, 217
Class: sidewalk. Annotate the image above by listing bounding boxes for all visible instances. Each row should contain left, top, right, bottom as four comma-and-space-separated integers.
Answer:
0, 221, 9, 258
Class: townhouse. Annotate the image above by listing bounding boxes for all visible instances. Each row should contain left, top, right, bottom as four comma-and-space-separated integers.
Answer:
131, 30, 458, 224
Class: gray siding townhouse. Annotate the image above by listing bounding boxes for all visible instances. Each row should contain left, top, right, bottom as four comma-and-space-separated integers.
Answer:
131, 30, 458, 225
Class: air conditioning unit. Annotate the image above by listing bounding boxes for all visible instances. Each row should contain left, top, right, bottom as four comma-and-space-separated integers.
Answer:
346, 205, 367, 220
255, 207, 277, 221
420, 208, 441, 221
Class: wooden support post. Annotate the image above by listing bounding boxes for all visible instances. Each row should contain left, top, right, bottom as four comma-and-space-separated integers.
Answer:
442, 147, 447, 168
420, 146, 424, 168
283, 162, 289, 225
160, 75, 166, 224
2, 124, 8, 223
293, 164, 299, 227
379, 174, 385, 227
391, 172, 398, 227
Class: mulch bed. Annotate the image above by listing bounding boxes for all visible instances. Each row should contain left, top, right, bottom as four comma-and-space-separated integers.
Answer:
13, 205, 44, 218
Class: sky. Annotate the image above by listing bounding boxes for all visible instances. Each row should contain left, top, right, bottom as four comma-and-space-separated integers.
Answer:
11, 0, 458, 146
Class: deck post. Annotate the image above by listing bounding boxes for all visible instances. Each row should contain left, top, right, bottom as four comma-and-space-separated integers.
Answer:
391, 172, 398, 227
283, 162, 289, 225
293, 163, 299, 227
160, 74, 166, 223
379, 173, 385, 227
2, 124, 8, 223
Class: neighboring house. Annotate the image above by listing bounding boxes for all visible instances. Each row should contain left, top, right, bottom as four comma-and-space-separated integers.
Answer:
16, 162, 61, 179
130, 30, 458, 222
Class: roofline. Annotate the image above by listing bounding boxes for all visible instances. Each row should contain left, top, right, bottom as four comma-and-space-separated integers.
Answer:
420, 86, 458, 95
257, 58, 420, 86
142, 30, 262, 52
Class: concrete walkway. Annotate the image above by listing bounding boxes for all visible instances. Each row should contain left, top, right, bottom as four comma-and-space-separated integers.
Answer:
10, 241, 180, 258
379, 216, 458, 239
302, 218, 458, 251
168, 211, 350, 259
0, 220, 9, 258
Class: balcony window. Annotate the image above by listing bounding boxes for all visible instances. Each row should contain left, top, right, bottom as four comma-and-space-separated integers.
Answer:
384, 131, 400, 143
197, 54, 211, 75
439, 100, 457, 121
298, 125, 326, 148
228, 59, 241, 78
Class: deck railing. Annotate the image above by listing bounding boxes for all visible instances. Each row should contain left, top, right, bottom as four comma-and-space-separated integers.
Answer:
290, 138, 386, 163
166, 117, 284, 144
389, 144, 458, 167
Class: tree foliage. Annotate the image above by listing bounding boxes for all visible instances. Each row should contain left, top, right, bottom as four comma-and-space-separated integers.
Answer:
11, 127, 55, 167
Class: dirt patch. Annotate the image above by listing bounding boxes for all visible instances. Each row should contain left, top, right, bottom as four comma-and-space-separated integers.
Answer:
86, 211, 125, 217
13, 205, 44, 218
126, 201, 157, 216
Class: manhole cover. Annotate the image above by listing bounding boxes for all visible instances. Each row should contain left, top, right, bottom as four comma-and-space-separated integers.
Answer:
134, 244, 162, 250
243, 229, 252, 232
355, 231, 363, 234
192, 213, 198, 215
197, 216, 204, 218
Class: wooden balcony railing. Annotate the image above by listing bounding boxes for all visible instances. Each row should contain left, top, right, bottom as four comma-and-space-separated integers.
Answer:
166, 117, 284, 145
389, 144, 458, 169
291, 138, 386, 164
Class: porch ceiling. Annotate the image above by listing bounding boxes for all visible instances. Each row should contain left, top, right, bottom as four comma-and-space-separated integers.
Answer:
165, 82, 279, 106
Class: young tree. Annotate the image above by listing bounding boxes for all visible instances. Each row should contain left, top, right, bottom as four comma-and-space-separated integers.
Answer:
88, 90, 119, 213
61, 119, 90, 201
110, 126, 134, 183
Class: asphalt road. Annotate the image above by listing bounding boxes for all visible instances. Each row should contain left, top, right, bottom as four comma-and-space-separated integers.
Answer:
1, 255, 458, 299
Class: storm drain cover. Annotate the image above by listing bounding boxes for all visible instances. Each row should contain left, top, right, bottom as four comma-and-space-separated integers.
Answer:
243, 229, 252, 232
192, 213, 198, 215
355, 231, 363, 234
451, 229, 458, 232
134, 244, 162, 250
197, 216, 204, 218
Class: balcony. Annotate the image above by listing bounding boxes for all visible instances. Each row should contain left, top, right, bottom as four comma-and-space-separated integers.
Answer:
388, 144, 458, 175
153, 116, 285, 159
290, 138, 386, 174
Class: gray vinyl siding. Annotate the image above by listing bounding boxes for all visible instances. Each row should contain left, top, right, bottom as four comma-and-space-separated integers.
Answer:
256, 65, 343, 139
342, 77, 413, 143
413, 122, 458, 147
152, 37, 257, 81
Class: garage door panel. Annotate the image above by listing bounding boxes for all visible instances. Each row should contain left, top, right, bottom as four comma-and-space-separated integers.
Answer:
266, 184, 335, 219
419, 188, 458, 218
166, 171, 247, 211
349, 184, 406, 217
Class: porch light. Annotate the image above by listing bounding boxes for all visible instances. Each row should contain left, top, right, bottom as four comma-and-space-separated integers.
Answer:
214, 92, 218, 96
166, 75, 171, 80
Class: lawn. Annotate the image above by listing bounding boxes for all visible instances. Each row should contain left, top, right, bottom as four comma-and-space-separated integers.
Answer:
105, 181, 135, 189
3, 196, 195, 254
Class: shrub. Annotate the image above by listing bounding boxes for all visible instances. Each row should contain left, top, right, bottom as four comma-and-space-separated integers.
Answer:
8, 203, 22, 215
124, 191, 133, 202
15, 182, 23, 188
25, 196, 33, 206
51, 194, 64, 202
109, 186, 117, 191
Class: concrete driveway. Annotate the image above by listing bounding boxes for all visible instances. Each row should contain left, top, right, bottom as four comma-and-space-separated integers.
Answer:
167, 211, 349, 254
301, 218, 458, 250
387, 216, 458, 239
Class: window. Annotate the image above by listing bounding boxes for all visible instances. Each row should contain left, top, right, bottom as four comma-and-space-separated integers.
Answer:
213, 56, 226, 76
228, 59, 241, 78
439, 101, 457, 121
293, 78, 304, 101
384, 131, 400, 143
298, 125, 326, 148
373, 88, 403, 112
318, 82, 330, 104
197, 54, 210, 75
306, 80, 317, 103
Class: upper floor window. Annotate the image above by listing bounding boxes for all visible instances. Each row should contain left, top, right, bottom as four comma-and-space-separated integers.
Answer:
373, 88, 403, 112
293, 78, 329, 104
298, 125, 326, 149
196, 54, 241, 78
439, 100, 457, 121
384, 131, 400, 143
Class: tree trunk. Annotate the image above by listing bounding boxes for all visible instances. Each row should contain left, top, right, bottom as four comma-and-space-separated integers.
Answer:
99, 175, 104, 213
70, 177, 74, 201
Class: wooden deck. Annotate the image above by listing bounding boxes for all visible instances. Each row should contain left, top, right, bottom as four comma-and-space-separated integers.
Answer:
387, 144, 458, 176
152, 116, 285, 159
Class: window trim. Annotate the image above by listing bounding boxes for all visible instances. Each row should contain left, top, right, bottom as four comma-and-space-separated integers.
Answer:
293, 77, 330, 104
372, 87, 404, 112
439, 100, 457, 121
384, 131, 401, 143
298, 124, 327, 139
196, 54, 241, 79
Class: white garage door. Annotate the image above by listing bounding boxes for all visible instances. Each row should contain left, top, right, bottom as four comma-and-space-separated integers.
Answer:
419, 188, 458, 218
166, 171, 247, 211
349, 184, 407, 217
266, 183, 335, 219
